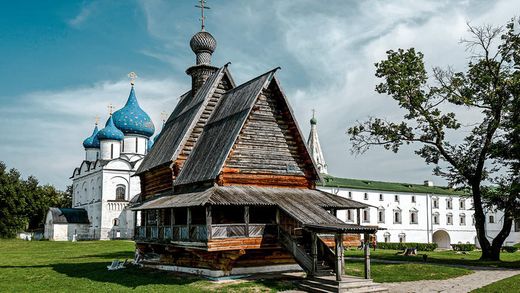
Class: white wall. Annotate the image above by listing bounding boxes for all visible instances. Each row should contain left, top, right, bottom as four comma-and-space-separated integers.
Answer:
100, 140, 121, 160
122, 135, 148, 155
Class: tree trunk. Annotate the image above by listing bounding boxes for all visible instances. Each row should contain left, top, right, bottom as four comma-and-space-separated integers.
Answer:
472, 184, 514, 261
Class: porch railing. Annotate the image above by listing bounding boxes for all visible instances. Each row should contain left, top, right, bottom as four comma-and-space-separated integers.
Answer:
135, 224, 276, 241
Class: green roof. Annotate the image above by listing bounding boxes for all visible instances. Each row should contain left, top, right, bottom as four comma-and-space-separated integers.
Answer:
320, 175, 467, 196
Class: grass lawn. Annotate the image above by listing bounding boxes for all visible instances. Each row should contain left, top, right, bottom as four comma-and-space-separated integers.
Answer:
344, 260, 472, 283
344, 248, 520, 269
471, 274, 520, 293
0, 240, 296, 292
0, 240, 475, 292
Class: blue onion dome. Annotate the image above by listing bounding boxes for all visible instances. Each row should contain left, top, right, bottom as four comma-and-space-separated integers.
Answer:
97, 116, 124, 141
83, 125, 100, 148
112, 87, 155, 137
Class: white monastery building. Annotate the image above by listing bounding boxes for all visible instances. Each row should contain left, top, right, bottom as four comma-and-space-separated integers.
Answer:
308, 115, 520, 248
45, 77, 156, 240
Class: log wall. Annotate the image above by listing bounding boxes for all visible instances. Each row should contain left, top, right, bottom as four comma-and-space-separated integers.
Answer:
140, 166, 173, 200
221, 85, 314, 188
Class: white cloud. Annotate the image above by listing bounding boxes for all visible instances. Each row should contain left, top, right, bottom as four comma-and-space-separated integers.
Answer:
68, 2, 97, 27
0, 77, 184, 189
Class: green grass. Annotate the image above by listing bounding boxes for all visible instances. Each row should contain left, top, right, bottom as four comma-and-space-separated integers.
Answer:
472, 274, 520, 293
0, 240, 479, 292
344, 260, 472, 283
344, 248, 520, 269
0, 240, 296, 292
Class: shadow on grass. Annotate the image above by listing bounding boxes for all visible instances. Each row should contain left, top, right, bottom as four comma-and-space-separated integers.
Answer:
1, 263, 203, 289
67, 251, 135, 260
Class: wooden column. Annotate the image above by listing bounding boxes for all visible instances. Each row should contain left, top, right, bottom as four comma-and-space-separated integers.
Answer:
311, 232, 318, 276
364, 233, 371, 279
143, 211, 147, 238
334, 233, 343, 281
133, 210, 138, 238
206, 206, 212, 240
187, 207, 191, 241
340, 233, 345, 275
244, 206, 250, 237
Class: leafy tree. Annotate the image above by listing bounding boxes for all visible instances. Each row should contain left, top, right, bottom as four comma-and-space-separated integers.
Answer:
348, 19, 520, 261
0, 161, 71, 237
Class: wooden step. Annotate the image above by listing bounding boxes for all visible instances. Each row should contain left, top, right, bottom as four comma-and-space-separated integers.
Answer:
299, 276, 388, 293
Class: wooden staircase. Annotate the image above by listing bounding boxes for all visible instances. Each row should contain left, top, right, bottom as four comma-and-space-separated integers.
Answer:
299, 275, 388, 293
278, 228, 387, 293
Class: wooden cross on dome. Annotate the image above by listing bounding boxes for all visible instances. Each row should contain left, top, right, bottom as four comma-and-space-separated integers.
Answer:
312, 108, 316, 118
107, 103, 114, 115
95, 115, 100, 126
195, 0, 210, 31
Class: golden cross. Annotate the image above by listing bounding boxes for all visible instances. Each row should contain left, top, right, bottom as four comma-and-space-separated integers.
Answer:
195, 0, 210, 31
312, 108, 316, 118
160, 111, 168, 123
95, 115, 100, 125
128, 72, 138, 86
107, 103, 114, 115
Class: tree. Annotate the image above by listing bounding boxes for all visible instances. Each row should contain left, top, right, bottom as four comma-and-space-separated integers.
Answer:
348, 18, 520, 261
0, 161, 72, 237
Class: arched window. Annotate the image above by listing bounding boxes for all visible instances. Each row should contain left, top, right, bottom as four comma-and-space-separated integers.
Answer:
446, 198, 453, 209
113, 218, 119, 226
459, 199, 466, 210
393, 208, 402, 224
460, 213, 466, 226
363, 208, 370, 223
115, 185, 126, 201
378, 207, 385, 223
398, 233, 406, 243
432, 197, 439, 209
446, 213, 452, 224
433, 212, 440, 225
410, 208, 418, 224
384, 232, 391, 243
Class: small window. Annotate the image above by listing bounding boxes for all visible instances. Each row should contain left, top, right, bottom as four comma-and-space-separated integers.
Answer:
398, 233, 406, 243
459, 199, 466, 210
433, 213, 439, 225
378, 208, 385, 223
115, 185, 126, 201
113, 218, 119, 226
346, 210, 353, 222
110, 144, 114, 159
472, 215, 475, 226
379, 194, 383, 201
410, 210, 418, 224
411, 196, 416, 203
135, 137, 138, 153
363, 209, 370, 223
348, 192, 352, 199
433, 198, 439, 209
447, 214, 453, 225
460, 214, 466, 226
394, 195, 399, 202
364, 193, 368, 200
489, 215, 495, 223
393, 209, 402, 224
384, 232, 390, 243
447, 198, 453, 209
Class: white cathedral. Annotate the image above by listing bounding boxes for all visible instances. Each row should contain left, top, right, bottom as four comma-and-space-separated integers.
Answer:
45, 78, 155, 240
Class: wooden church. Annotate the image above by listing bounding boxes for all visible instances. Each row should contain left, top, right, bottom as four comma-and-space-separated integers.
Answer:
132, 6, 384, 291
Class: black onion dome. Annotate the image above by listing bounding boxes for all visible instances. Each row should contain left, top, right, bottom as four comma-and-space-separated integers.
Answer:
190, 31, 217, 54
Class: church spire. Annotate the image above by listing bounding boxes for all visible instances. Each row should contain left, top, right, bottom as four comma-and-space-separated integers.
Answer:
307, 110, 328, 174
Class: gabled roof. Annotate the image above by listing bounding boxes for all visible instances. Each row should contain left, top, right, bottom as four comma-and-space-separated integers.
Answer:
48, 208, 89, 224
173, 69, 276, 186
136, 66, 234, 175
174, 68, 321, 187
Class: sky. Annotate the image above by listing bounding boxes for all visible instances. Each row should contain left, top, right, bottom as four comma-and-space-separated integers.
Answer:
0, 0, 518, 190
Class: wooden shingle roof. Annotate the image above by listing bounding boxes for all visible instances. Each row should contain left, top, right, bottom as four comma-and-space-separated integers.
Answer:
136, 66, 233, 175
173, 69, 277, 186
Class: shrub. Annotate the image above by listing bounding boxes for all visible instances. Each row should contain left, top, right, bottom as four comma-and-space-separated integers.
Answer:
377, 242, 437, 251
502, 246, 518, 253
451, 244, 475, 251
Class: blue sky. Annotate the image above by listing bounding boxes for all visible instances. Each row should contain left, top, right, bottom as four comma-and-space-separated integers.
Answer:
0, 0, 518, 189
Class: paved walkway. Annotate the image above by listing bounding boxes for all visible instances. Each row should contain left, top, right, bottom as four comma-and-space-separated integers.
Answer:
346, 257, 520, 293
